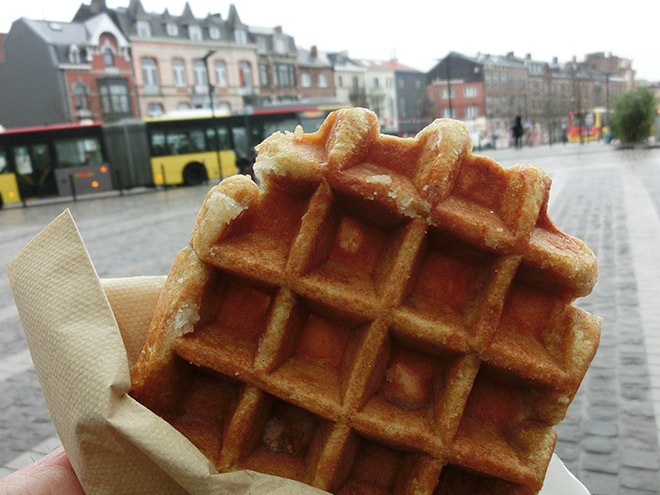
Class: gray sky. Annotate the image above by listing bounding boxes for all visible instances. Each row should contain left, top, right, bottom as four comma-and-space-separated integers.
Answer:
2, 0, 659, 81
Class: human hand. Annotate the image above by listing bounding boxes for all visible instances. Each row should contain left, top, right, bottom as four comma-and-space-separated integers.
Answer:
0, 447, 84, 495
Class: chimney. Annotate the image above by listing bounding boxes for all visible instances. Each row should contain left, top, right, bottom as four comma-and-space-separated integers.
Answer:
275, 25, 282, 34
552, 56, 558, 65
311, 45, 317, 58
525, 53, 531, 61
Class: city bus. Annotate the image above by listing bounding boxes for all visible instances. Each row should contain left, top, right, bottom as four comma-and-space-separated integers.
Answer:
0, 122, 112, 207
567, 107, 611, 143
0, 99, 351, 206
145, 99, 351, 186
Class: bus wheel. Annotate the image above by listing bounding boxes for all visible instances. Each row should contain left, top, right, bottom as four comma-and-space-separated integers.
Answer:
183, 162, 208, 186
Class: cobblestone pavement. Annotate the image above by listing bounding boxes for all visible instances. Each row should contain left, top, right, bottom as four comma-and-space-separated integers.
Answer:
2, 142, 660, 494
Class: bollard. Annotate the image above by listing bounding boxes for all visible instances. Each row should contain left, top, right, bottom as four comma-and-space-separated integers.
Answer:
69, 174, 78, 201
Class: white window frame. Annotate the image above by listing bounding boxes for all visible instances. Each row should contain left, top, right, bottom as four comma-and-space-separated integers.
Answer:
136, 20, 151, 37
141, 58, 159, 87
214, 61, 228, 88
234, 29, 247, 44
209, 26, 220, 40
441, 88, 454, 99
166, 23, 178, 36
193, 60, 208, 87
300, 72, 311, 88
463, 86, 478, 98
189, 25, 202, 41
173, 59, 186, 87
318, 73, 328, 88
465, 105, 479, 119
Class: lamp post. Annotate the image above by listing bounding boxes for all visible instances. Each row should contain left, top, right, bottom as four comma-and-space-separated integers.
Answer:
201, 49, 223, 180
445, 55, 453, 118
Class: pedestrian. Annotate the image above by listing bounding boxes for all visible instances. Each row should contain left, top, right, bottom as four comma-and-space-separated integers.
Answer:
512, 116, 524, 149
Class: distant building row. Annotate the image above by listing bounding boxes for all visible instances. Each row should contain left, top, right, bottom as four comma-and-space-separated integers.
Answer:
0, 0, 638, 142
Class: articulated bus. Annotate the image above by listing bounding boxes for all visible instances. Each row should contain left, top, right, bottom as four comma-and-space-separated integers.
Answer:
0, 122, 112, 207
567, 107, 611, 143
145, 99, 350, 186
0, 99, 350, 207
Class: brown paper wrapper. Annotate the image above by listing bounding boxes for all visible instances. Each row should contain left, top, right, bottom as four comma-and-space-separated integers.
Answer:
7, 210, 326, 495
7, 210, 587, 495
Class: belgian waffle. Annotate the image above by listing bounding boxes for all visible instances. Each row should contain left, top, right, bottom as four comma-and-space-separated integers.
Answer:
130, 108, 601, 494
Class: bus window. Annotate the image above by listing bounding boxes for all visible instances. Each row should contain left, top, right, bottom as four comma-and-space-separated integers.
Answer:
0, 148, 7, 174
167, 127, 205, 155
232, 127, 250, 159
150, 131, 167, 156
206, 126, 231, 150
14, 146, 33, 175
55, 138, 102, 167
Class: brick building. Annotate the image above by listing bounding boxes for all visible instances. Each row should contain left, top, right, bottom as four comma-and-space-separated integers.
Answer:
74, 0, 262, 117
296, 46, 335, 100
0, 13, 137, 127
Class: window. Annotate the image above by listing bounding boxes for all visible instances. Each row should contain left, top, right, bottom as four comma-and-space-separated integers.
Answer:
98, 78, 131, 117
0, 148, 7, 174
215, 61, 228, 87
337, 75, 343, 87
147, 103, 164, 117
178, 102, 191, 110
442, 108, 455, 118
141, 58, 159, 87
275, 63, 294, 87
103, 47, 114, 67
239, 62, 252, 88
441, 88, 454, 99
259, 63, 269, 87
318, 73, 328, 88
274, 37, 287, 54
300, 72, 311, 88
218, 102, 231, 113
209, 26, 220, 40
257, 37, 267, 52
373, 77, 380, 88
69, 45, 80, 64
173, 59, 186, 87
465, 105, 479, 119
72, 83, 89, 110
54, 138, 102, 167
463, 86, 477, 98
193, 60, 208, 87
136, 20, 151, 37
166, 23, 178, 36
234, 29, 247, 44
189, 25, 202, 41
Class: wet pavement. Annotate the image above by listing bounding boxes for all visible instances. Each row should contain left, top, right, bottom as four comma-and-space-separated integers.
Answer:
1, 141, 660, 494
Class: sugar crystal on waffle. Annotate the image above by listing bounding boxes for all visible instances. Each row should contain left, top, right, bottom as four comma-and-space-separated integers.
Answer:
130, 108, 601, 494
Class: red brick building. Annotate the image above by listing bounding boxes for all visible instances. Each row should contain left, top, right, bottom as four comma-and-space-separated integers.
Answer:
0, 13, 138, 127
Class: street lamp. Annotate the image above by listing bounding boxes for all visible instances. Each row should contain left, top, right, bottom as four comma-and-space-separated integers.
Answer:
201, 49, 223, 180
445, 55, 453, 118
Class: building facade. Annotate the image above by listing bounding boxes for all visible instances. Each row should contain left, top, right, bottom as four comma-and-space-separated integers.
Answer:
249, 24, 298, 104
296, 46, 335, 100
75, 1, 263, 117
393, 65, 429, 136
0, 13, 137, 128
328, 51, 367, 108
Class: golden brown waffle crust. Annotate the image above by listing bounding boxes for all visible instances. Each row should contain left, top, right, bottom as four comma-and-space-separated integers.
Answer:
131, 108, 601, 495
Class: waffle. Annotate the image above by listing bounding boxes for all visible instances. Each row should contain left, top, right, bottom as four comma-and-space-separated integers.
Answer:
130, 108, 601, 495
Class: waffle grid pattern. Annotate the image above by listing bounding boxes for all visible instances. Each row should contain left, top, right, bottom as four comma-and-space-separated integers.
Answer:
131, 108, 600, 495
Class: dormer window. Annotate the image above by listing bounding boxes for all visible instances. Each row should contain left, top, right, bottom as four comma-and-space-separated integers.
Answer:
166, 23, 178, 36
209, 26, 220, 40
103, 47, 115, 67
234, 29, 247, 44
69, 45, 80, 64
257, 37, 267, 52
189, 25, 202, 41
274, 37, 286, 54
137, 20, 151, 37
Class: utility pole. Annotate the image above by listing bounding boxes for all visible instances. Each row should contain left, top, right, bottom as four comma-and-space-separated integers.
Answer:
445, 55, 453, 118
202, 49, 223, 180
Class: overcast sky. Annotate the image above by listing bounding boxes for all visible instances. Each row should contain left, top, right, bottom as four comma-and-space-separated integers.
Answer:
2, 0, 659, 81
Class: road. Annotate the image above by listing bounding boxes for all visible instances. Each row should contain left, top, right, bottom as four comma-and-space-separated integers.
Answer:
1, 141, 660, 494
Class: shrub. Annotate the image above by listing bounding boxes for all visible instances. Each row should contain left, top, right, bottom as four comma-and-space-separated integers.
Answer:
612, 87, 657, 143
